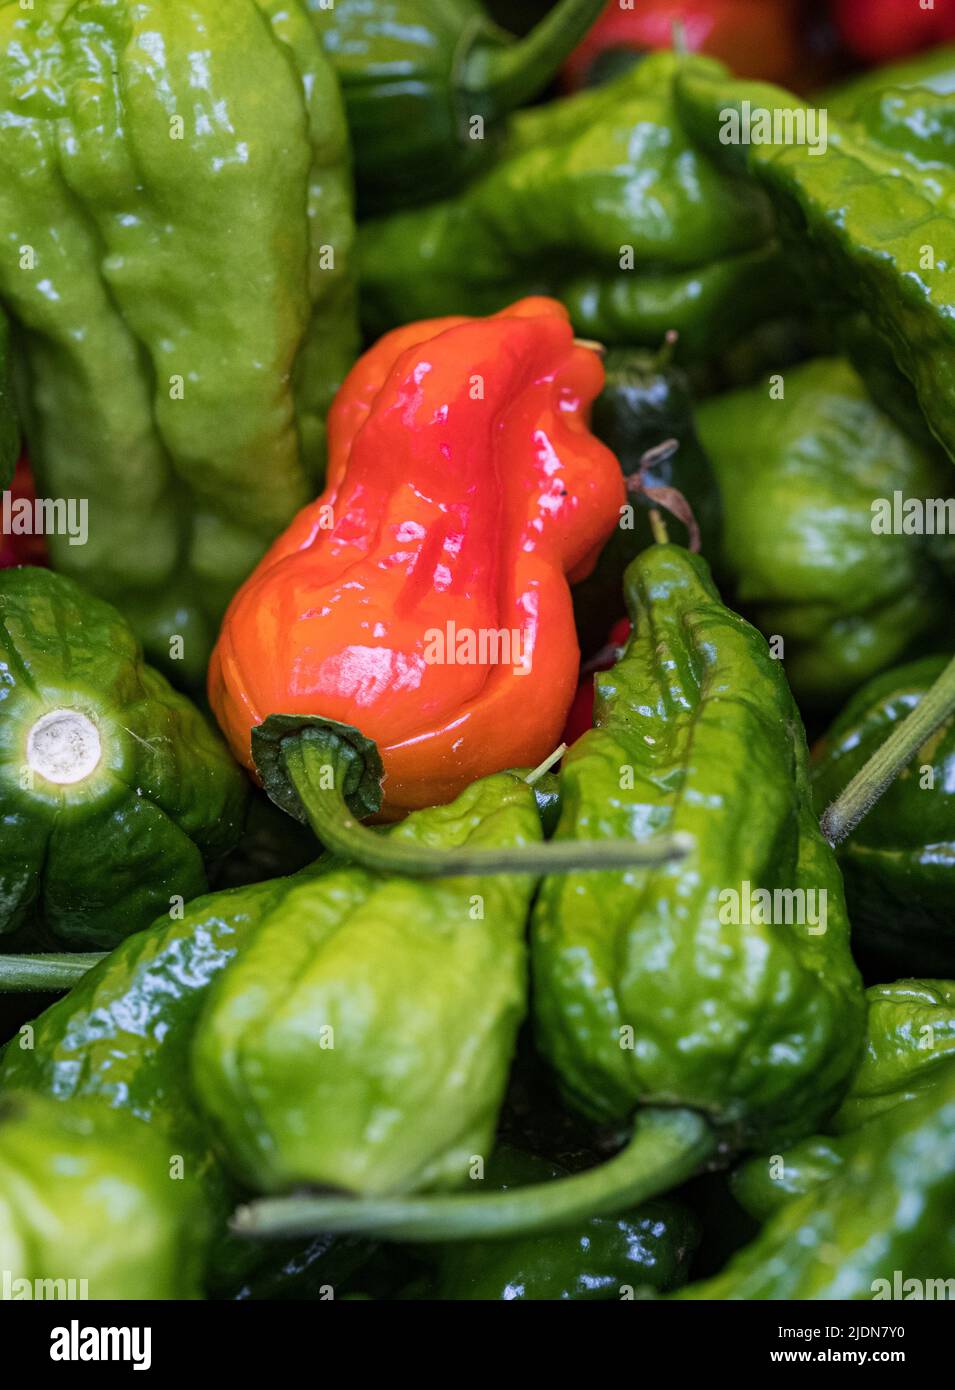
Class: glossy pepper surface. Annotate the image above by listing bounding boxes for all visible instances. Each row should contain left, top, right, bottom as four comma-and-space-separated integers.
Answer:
0, 567, 248, 950
676, 66, 955, 465
308, 0, 605, 214
0, 1091, 209, 1300
696, 359, 955, 708
0, 0, 358, 680
211, 298, 625, 819
359, 54, 795, 360
813, 663, 955, 974
191, 771, 540, 1196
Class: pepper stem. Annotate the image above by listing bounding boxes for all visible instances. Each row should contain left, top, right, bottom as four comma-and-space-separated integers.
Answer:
464, 0, 607, 114
0, 952, 105, 993
280, 734, 692, 878
820, 653, 955, 846
231, 1107, 716, 1243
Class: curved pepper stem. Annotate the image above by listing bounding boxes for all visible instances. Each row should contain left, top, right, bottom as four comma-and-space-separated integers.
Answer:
253, 715, 692, 878
463, 0, 607, 116
0, 953, 105, 993
820, 654, 955, 846
231, 1107, 716, 1243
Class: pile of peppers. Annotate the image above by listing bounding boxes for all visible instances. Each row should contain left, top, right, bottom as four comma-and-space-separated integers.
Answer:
1, 0, 955, 1312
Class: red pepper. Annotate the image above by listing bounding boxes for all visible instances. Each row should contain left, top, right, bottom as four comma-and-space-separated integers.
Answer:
563, 0, 809, 91
0, 455, 48, 568
833, 0, 955, 63
211, 298, 627, 828
562, 616, 632, 745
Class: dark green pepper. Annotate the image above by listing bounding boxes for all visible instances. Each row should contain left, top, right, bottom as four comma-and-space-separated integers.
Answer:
0, 567, 248, 949
309, 0, 605, 214
359, 53, 797, 359
695, 359, 955, 709
0, 1090, 209, 1300
813, 659, 955, 973
573, 345, 722, 656
0, 0, 358, 680
679, 1058, 955, 1299
422, 1146, 701, 1300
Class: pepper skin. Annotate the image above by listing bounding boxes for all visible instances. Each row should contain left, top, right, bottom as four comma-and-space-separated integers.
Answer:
826, 44, 955, 119
191, 772, 540, 1196
423, 1146, 700, 1300
573, 345, 722, 657
732, 979, 955, 1220
833, 0, 955, 65
676, 67, 955, 465
308, 0, 605, 214
0, 567, 248, 950
0, 311, 15, 493
0, 0, 358, 681
813, 663, 955, 974
210, 298, 625, 818
678, 1059, 955, 1299
0, 1091, 209, 1300
358, 54, 796, 360
695, 359, 955, 709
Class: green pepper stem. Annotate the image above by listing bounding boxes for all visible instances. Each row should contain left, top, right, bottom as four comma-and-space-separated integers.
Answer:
281, 738, 692, 878
0, 952, 105, 993
231, 1107, 716, 1243
820, 653, 955, 846
465, 0, 607, 114
524, 743, 567, 785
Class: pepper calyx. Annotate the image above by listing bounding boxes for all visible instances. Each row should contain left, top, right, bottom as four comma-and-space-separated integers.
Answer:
252, 715, 383, 827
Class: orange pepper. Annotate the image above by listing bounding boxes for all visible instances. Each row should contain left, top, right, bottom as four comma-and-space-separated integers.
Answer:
211, 298, 626, 823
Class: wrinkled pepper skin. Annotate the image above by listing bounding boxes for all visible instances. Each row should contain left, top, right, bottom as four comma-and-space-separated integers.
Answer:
733, 979, 955, 1220
211, 299, 624, 817
191, 772, 540, 1196
533, 545, 865, 1146
679, 1060, 955, 1299
309, 0, 605, 214
359, 54, 796, 359
0, 567, 248, 950
0, 312, 15, 492
0, 0, 358, 680
573, 346, 722, 656
695, 360, 955, 709
423, 1146, 700, 1300
0, 1092, 209, 1300
813, 660, 955, 974
676, 68, 955, 465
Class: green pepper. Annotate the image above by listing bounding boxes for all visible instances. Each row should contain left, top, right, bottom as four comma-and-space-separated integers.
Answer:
812, 659, 955, 973
243, 546, 864, 1243
421, 1146, 701, 1300
0, 310, 16, 492
695, 359, 955, 709
0, 567, 248, 950
826, 43, 955, 119
309, 0, 605, 214
0, 0, 358, 681
573, 345, 722, 656
0, 1090, 209, 1300
732, 979, 955, 1220
359, 53, 796, 358
191, 771, 540, 1196
679, 1057, 955, 1299
675, 66, 955, 465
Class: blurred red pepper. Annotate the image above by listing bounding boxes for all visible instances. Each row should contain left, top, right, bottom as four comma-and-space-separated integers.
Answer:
0, 456, 47, 568
562, 615, 632, 745
563, 0, 809, 91
833, 0, 955, 63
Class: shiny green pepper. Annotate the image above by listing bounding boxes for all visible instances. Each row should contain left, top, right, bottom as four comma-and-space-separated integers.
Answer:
0, 1091, 209, 1300
359, 54, 796, 358
813, 659, 955, 973
0, 567, 248, 949
826, 44, 955, 119
0, 0, 358, 680
733, 979, 955, 1220
422, 1146, 700, 1300
676, 68, 955, 466
309, 0, 605, 214
191, 772, 540, 1196
0, 310, 15, 491
696, 359, 955, 709
679, 1057, 955, 1299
